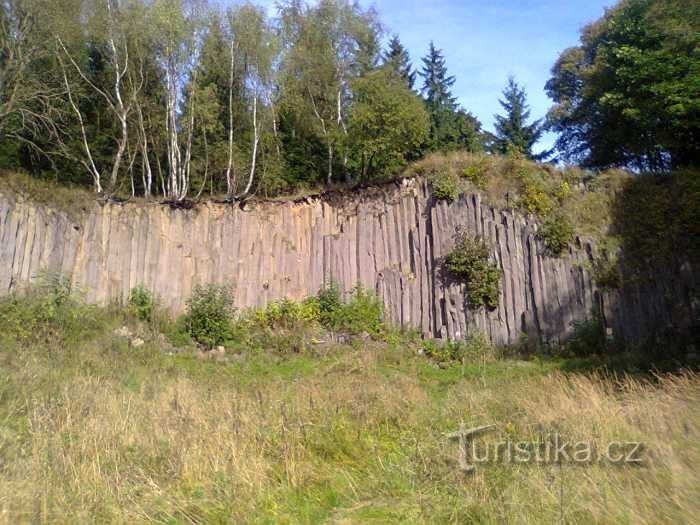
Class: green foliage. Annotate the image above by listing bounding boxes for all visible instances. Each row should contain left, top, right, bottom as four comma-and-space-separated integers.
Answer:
516, 167, 555, 216
546, 0, 700, 169
538, 212, 575, 256
421, 332, 494, 363
383, 34, 416, 89
317, 284, 384, 336
0, 276, 107, 346
128, 286, 157, 323
444, 233, 501, 310
348, 68, 430, 182
614, 169, 700, 276
593, 253, 622, 290
431, 170, 459, 202
566, 316, 607, 358
419, 42, 484, 153
249, 298, 321, 331
316, 282, 344, 329
184, 284, 235, 348
461, 162, 487, 189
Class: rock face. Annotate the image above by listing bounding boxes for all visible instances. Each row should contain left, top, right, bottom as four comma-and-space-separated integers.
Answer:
0, 179, 694, 345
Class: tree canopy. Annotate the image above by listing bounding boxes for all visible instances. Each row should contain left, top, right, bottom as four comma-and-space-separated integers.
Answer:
2, 0, 696, 203
546, 0, 700, 170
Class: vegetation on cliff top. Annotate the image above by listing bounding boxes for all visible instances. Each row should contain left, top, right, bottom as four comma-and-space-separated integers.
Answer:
1, 0, 697, 201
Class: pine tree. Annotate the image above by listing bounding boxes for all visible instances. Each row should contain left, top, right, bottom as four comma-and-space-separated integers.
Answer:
383, 35, 415, 89
493, 77, 544, 159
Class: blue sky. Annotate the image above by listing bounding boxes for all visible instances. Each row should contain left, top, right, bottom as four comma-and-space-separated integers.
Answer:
251, 0, 615, 153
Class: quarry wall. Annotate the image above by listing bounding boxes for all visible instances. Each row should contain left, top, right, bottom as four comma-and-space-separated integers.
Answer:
1, 179, 694, 346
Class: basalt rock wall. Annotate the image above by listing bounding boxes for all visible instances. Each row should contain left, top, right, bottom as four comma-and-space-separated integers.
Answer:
0, 179, 693, 345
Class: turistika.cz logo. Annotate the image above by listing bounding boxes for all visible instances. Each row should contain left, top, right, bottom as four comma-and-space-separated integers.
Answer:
446, 424, 645, 472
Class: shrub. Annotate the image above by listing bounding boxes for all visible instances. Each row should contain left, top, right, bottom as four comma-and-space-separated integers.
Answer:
185, 284, 235, 348
128, 286, 157, 323
593, 254, 622, 290
316, 282, 344, 328
251, 297, 320, 330
0, 276, 105, 345
431, 170, 459, 202
518, 175, 555, 215
316, 283, 385, 336
538, 213, 575, 256
567, 316, 607, 357
339, 286, 385, 336
444, 233, 501, 310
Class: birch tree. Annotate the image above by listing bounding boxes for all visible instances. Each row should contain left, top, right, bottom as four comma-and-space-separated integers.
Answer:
151, 0, 203, 200
50, 0, 145, 194
229, 3, 276, 199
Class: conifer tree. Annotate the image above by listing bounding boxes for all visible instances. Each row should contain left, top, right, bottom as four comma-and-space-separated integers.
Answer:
383, 35, 415, 89
419, 41, 482, 151
419, 41, 456, 111
493, 77, 544, 159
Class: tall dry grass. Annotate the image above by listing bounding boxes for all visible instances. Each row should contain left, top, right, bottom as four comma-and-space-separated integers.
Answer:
0, 329, 698, 524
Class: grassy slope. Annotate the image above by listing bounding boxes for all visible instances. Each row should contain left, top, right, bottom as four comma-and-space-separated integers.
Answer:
0, 294, 698, 524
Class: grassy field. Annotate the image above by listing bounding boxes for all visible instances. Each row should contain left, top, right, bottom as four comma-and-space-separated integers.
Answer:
0, 285, 698, 524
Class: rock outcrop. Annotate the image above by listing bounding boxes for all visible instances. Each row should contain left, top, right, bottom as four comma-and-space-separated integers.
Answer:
0, 179, 694, 346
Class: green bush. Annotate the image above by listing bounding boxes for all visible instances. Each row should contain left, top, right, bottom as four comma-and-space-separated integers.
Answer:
316, 282, 344, 328
316, 283, 385, 336
431, 170, 459, 202
444, 233, 501, 310
512, 166, 556, 216
339, 286, 385, 336
250, 297, 320, 330
567, 316, 607, 357
184, 284, 235, 348
128, 286, 157, 323
538, 213, 575, 256
593, 253, 622, 290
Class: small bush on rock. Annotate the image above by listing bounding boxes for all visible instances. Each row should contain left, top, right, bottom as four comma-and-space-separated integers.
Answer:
518, 174, 555, 215
444, 233, 501, 310
538, 212, 575, 256
432, 170, 459, 202
462, 162, 487, 189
